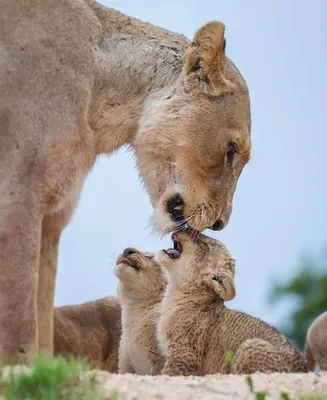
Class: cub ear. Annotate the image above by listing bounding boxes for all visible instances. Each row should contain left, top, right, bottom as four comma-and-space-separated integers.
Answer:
213, 271, 236, 301
220, 274, 236, 301
184, 21, 235, 95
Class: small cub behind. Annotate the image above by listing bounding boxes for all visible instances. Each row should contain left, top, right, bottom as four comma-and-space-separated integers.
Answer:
115, 247, 166, 375
157, 231, 309, 376
54, 296, 121, 372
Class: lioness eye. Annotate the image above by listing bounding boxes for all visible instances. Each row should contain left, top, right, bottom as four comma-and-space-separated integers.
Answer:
226, 142, 237, 166
213, 275, 223, 284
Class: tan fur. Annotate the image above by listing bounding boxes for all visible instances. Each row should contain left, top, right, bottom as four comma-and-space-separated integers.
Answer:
115, 249, 166, 375
54, 297, 121, 372
0, 0, 250, 362
157, 232, 308, 376
184, 22, 235, 94
304, 311, 327, 371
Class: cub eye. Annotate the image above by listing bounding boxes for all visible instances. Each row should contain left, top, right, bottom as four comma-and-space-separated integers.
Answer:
212, 275, 223, 284
226, 142, 237, 166
144, 252, 154, 259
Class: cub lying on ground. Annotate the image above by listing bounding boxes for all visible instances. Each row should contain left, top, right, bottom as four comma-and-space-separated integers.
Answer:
115, 248, 166, 375
54, 297, 121, 372
304, 311, 327, 371
157, 231, 309, 376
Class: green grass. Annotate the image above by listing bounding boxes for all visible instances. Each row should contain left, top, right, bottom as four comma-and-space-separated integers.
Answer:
224, 351, 233, 364
245, 376, 267, 399
0, 355, 117, 400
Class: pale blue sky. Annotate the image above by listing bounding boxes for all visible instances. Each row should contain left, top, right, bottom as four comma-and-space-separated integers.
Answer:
55, 0, 327, 327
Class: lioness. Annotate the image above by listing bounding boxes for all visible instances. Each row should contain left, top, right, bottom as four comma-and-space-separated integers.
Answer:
157, 231, 308, 375
0, 0, 251, 363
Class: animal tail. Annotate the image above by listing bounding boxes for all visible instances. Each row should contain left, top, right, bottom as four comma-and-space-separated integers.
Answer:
304, 340, 315, 371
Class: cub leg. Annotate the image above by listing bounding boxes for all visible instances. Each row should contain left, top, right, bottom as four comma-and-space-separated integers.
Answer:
149, 355, 165, 375
231, 338, 293, 374
161, 350, 202, 376
119, 345, 135, 373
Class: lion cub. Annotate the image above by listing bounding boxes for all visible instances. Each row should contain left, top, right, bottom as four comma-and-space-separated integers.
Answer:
157, 231, 309, 376
304, 311, 327, 371
115, 247, 166, 375
54, 296, 121, 372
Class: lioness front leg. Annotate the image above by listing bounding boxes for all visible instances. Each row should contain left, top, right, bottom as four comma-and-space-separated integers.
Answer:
0, 202, 42, 364
162, 350, 202, 376
37, 216, 62, 355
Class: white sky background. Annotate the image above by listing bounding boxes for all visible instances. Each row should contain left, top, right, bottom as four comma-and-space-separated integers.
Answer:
55, 0, 327, 327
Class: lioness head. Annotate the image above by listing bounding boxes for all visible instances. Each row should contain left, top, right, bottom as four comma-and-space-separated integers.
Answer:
158, 230, 235, 301
134, 21, 251, 234
115, 247, 166, 300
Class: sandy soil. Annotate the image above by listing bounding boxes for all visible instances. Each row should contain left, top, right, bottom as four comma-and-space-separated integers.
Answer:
96, 371, 327, 400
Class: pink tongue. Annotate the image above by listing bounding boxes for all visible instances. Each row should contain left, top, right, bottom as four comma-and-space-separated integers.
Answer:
167, 248, 181, 258
119, 257, 132, 266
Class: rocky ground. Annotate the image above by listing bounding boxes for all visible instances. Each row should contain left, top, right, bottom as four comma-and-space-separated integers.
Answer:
96, 371, 327, 400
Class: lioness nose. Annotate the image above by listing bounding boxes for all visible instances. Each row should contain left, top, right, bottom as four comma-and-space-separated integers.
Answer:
210, 219, 224, 231
167, 194, 184, 222
123, 248, 137, 257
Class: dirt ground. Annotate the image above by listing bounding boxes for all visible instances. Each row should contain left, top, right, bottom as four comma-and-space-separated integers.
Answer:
97, 371, 327, 400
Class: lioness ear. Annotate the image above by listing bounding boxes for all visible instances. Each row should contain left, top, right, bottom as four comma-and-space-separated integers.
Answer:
184, 21, 235, 95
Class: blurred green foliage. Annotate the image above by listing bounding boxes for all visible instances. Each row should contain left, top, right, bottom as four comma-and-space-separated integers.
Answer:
268, 246, 327, 349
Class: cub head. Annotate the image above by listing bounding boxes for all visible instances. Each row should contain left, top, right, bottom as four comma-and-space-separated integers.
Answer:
134, 21, 251, 234
115, 247, 166, 300
158, 230, 235, 302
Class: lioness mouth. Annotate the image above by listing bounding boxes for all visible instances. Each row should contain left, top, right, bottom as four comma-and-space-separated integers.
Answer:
163, 234, 183, 259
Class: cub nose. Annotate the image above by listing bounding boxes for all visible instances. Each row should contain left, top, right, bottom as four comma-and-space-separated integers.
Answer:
167, 194, 184, 222
123, 248, 138, 257
209, 219, 224, 231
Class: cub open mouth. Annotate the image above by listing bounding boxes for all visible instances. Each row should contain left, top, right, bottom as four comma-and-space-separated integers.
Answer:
162, 234, 183, 259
